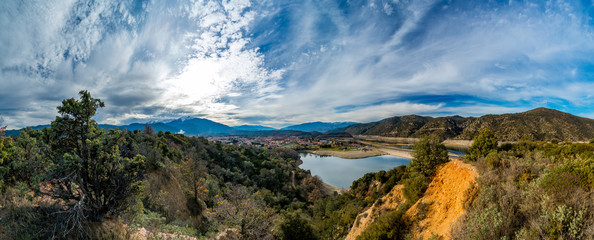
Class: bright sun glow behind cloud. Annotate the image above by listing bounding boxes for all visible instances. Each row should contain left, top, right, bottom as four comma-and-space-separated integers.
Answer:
1, 0, 594, 129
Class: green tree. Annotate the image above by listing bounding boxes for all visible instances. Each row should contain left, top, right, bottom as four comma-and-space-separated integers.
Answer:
46, 91, 145, 228
4, 129, 51, 187
467, 129, 498, 161
0, 117, 5, 137
276, 211, 318, 240
0, 136, 13, 189
403, 135, 448, 202
410, 134, 449, 177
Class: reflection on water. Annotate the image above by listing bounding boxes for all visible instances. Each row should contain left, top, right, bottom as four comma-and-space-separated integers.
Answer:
299, 153, 410, 189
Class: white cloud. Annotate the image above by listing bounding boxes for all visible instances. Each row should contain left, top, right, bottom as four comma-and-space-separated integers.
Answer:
2, 0, 594, 129
229, 0, 594, 126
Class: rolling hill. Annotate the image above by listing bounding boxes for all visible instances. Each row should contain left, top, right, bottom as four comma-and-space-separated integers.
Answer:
232, 125, 277, 131
340, 108, 594, 141
6, 108, 594, 141
281, 121, 358, 132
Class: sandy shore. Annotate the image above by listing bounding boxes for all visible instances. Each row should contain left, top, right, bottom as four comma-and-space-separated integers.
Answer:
442, 139, 473, 149
375, 147, 414, 159
306, 149, 386, 159
306, 147, 415, 160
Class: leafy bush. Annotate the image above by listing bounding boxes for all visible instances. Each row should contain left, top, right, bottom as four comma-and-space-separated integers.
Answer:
275, 211, 318, 240
540, 159, 594, 195
402, 172, 428, 203
409, 134, 448, 177
544, 205, 585, 239
457, 205, 505, 240
466, 129, 498, 161
357, 205, 407, 240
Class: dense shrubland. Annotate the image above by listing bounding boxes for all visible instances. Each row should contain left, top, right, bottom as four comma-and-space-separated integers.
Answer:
1, 92, 592, 239
0, 91, 324, 239
310, 133, 593, 240
453, 140, 594, 239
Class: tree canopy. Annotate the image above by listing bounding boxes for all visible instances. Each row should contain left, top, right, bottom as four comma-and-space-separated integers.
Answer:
467, 129, 498, 161
410, 134, 449, 177
47, 90, 145, 228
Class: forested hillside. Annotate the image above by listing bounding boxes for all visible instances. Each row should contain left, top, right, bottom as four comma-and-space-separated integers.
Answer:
341, 108, 594, 141
1, 92, 592, 239
0, 91, 325, 239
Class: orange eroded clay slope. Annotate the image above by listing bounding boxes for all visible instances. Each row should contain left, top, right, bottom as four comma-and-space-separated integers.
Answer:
404, 160, 479, 240
345, 185, 407, 240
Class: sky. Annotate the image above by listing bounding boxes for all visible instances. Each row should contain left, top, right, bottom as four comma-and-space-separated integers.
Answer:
1, 0, 594, 129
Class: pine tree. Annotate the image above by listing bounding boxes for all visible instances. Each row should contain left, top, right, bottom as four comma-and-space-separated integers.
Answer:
467, 129, 498, 161
46, 90, 145, 235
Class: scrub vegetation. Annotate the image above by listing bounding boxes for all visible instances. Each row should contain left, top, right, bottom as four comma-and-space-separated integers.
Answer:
0, 91, 592, 239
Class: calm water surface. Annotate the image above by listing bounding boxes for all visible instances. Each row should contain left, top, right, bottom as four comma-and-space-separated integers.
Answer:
299, 153, 410, 189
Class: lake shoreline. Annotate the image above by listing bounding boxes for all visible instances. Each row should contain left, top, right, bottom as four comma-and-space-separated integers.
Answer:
305, 147, 414, 160
299, 152, 411, 189
305, 149, 386, 159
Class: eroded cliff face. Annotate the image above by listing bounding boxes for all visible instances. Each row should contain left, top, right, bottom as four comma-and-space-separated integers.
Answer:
404, 160, 479, 240
346, 160, 479, 240
345, 185, 407, 240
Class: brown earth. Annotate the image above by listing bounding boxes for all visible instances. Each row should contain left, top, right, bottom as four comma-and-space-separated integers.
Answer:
345, 185, 407, 240
404, 160, 479, 240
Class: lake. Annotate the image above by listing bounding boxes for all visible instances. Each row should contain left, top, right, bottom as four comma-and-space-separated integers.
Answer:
299, 153, 410, 189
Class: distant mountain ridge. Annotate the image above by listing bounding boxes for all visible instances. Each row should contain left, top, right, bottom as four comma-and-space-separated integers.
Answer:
232, 125, 277, 131
4, 119, 348, 137
281, 122, 358, 132
6, 108, 594, 141
340, 108, 594, 141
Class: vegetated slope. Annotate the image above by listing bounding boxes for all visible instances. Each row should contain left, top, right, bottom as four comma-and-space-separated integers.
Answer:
232, 125, 276, 131
165, 118, 234, 135
455, 108, 594, 141
342, 108, 594, 141
345, 185, 407, 240
404, 160, 479, 240
281, 121, 358, 132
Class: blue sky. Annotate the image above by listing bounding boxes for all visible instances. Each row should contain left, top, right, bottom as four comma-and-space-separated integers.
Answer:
1, 0, 594, 129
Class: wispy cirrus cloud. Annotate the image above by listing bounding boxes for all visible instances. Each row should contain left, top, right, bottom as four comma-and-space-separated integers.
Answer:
1, 0, 594, 129
229, 0, 594, 126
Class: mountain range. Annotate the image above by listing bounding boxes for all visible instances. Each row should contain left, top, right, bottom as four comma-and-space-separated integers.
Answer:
280, 122, 357, 132
4, 118, 356, 137
5, 108, 594, 141
338, 108, 594, 141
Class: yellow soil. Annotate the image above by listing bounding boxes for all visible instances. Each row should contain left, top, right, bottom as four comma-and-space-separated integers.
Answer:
345, 185, 407, 240
404, 160, 479, 240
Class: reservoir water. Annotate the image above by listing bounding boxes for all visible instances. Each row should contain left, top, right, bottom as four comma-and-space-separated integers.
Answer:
299, 153, 410, 189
